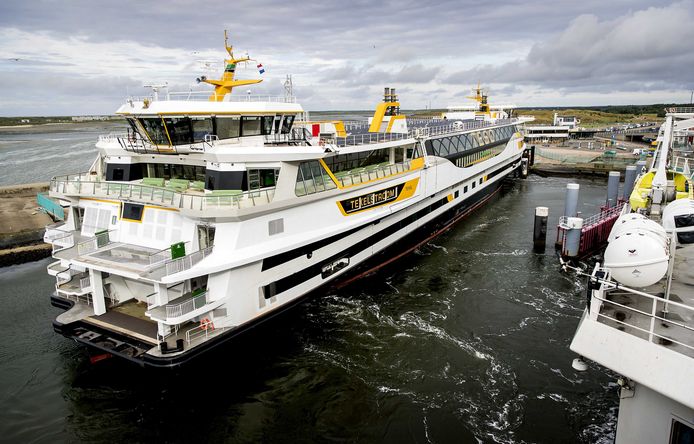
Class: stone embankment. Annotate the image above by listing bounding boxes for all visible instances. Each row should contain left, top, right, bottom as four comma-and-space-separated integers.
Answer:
0, 183, 54, 266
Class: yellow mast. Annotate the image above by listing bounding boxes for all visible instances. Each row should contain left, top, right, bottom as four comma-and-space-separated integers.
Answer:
466, 81, 490, 113
199, 30, 262, 102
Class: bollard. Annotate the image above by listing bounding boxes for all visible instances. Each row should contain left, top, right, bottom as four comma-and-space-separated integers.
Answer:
623, 165, 637, 200
563, 217, 584, 257
521, 157, 529, 178
606, 171, 620, 207
636, 160, 647, 173
557, 183, 580, 247
533, 207, 548, 252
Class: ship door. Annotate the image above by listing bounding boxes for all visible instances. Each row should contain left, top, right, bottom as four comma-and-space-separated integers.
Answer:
197, 225, 216, 250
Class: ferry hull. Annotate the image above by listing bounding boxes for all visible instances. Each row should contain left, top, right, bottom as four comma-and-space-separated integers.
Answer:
50, 168, 517, 368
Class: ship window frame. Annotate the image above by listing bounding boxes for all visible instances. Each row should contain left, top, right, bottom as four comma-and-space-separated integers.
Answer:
670, 418, 694, 444
137, 117, 170, 145
164, 116, 193, 145
191, 117, 213, 143
261, 116, 274, 135
215, 116, 241, 140
281, 115, 295, 134
122, 202, 145, 222
240, 116, 262, 137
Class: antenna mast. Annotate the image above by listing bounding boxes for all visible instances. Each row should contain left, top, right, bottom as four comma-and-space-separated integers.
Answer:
284, 75, 293, 101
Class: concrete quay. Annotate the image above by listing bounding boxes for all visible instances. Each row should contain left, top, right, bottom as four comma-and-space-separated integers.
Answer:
0, 182, 54, 267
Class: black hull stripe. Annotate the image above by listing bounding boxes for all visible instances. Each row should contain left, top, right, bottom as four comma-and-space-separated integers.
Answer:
264, 164, 515, 298
262, 157, 518, 272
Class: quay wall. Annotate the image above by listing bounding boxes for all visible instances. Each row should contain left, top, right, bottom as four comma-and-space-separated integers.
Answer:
0, 182, 53, 267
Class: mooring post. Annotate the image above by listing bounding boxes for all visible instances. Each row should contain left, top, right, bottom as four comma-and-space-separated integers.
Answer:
564, 183, 579, 218
606, 171, 620, 207
563, 217, 584, 257
557, 183, 580, 246
534, 206, 549, 252
623, 165, 637, 201
636, 160, 647, 173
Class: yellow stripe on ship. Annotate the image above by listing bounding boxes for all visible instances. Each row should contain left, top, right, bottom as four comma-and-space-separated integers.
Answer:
336, 178, 419, 216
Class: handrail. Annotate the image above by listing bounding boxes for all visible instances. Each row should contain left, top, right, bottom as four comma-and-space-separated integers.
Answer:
163, 92, 296, 103
76, 230, 114, 255
158, 245, 214, 277
165, 291, 208, 319
50, 175, 276, 211
333, 118, 516, 148
148, 241, 192, 266
185, 320, 228, 345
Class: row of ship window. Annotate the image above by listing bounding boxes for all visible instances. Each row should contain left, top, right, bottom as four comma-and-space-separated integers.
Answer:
425, 125, 516, 158
127, 115, 296, 146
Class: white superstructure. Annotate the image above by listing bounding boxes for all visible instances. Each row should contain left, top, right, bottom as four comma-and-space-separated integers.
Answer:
568, 107, 694, 443
44, 36, 531, 367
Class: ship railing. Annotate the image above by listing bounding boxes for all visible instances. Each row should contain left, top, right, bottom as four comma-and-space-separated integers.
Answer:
149, 245, 214, 278
51, 176, 276, 211
162, 91, 296, 103
180, 188, 276, 211
331, 160, 413, 188
147, 241, 193, 267
185, 320, 229, 345
590, 269, 694, 355
164, 290, 209, 319
263, 127, 311, 145
666, 107, 694, 114
75, 230, 114, 256
333, 118, 516, 148
335, 131, 411, 147
45, 227, 75, 251
673, 156, 694, 176
559, 205, 623, 228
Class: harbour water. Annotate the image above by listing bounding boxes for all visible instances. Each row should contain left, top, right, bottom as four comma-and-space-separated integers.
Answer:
0, 124, 617, 443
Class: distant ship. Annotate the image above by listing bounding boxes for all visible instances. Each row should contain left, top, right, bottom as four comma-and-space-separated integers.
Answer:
44, 33, 533, 367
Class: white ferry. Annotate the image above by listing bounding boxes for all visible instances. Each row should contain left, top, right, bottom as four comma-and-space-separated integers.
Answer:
568, 108, 694, 443
45, 34, 532, 367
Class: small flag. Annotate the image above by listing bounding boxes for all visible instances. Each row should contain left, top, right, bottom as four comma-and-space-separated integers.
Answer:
257, 63, 265, 75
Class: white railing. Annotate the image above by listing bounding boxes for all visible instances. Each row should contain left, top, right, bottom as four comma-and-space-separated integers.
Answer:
162, 246, 214, 276
147, 241, 192, 266
79, 276, 91, 289
50, 175, 276, 211
163, 91, 296, 103
332, 160, 412, 188
558, 204, 624, 228
165, 291, 208, 319
76, 230, 113, 255
667, 107, 694, 114
673, 156, 694, 176
47, 230, 75, 252
589, 265, 694, 354
333, 118, 515, 148
185, 320, 229, 345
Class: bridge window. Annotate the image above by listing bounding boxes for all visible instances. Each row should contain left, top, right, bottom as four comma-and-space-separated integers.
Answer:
262, 116, 274, 135
164, 117, 193, 145
241, 116, 262, 136
138, 117, 169, 145
191, 117, 213, 142
281, 115, 295, 134
216, 117, 240, 139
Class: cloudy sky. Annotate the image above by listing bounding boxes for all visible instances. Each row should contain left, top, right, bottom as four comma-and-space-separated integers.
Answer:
1, 0, 693, 115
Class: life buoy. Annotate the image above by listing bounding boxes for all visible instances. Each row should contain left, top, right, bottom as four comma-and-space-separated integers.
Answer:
200, 317, 215, 331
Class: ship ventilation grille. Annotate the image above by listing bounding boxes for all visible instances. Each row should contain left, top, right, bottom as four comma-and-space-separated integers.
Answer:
268, 218, 284, 236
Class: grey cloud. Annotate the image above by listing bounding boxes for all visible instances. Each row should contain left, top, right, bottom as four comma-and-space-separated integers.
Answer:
443, 2, 694, 93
